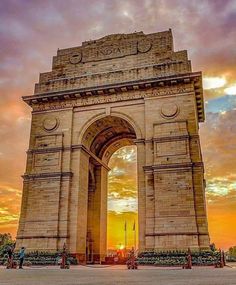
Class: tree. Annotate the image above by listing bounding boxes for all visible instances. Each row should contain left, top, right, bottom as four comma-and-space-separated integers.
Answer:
228, 246, 236, 259
210, 243, 216, 252
0, 233, 14, 255
0, 233, 13, 247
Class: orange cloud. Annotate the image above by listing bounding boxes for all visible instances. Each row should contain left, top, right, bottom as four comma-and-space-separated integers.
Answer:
207, 190, 236, 249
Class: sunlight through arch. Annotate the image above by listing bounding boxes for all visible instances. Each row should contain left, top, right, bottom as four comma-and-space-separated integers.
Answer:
107, 145, 138, 252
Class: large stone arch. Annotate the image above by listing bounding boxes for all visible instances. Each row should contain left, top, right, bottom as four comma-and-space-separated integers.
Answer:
75, 115, 139, 262
16, 30, 210, 263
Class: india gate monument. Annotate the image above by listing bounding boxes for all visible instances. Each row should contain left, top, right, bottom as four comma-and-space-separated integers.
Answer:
16, 29, 210, 262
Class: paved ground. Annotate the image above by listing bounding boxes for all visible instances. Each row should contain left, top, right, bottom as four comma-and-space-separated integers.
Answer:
0, 265, 236, 285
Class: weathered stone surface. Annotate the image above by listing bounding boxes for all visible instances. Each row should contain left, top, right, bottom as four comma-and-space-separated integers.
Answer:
16, 30, 209, 262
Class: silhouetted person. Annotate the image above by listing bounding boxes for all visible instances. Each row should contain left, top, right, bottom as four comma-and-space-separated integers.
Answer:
6, 246, 13, 268
19, 247, 25, 269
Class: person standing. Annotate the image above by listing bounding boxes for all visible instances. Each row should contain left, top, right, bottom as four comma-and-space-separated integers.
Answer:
6, 243, 16, 269
19, 247, 25, 269
6, 245, 13, 268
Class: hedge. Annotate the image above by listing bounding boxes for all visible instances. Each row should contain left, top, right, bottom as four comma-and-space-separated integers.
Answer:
0, 251, 77, 266
137, 250, 221, 266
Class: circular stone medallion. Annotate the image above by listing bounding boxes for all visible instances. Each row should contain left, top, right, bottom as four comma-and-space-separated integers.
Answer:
43, 117, 59, 131
161, 103, 179, 118
137, 39, 152, 53
69, 52, 82, 64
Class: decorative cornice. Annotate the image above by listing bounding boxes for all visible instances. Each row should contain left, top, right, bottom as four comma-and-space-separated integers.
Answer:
22, 171, 73, 180
17, 235, 69, 239
153, 135, 190, 142
23, 72, 204, 122
27, 146, 64, 154
133, 139, 145, 144
143, 162, 204, 172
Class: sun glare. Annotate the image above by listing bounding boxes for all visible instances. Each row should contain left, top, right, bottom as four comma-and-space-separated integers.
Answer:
123, 11, 129, 17
203, 76, 226, 90
224, 85, 236, 95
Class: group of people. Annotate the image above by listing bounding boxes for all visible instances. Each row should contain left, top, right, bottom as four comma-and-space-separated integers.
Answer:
6, 244, 25, 269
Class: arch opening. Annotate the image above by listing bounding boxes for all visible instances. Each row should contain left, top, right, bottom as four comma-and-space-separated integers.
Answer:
107, 145, 138, 255
82, 116, 138, 263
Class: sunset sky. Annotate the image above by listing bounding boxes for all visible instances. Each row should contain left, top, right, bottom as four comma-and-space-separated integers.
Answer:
0, 0, 236, 250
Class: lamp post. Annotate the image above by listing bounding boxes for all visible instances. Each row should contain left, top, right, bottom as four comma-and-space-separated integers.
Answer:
133, 220, 136, 251
124, 221, 127, 250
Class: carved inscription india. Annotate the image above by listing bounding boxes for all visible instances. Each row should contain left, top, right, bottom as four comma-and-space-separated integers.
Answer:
69, 39, 152, 63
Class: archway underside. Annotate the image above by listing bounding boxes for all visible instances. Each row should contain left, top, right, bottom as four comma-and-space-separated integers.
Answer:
82, 116, 137, 165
